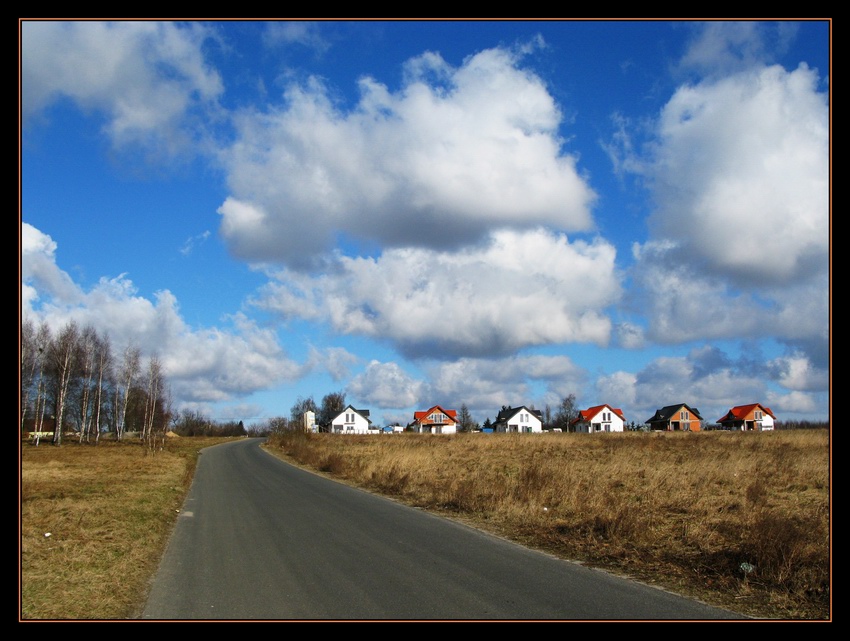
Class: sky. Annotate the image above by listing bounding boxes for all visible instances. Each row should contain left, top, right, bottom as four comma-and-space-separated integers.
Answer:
20, 20, 831, 428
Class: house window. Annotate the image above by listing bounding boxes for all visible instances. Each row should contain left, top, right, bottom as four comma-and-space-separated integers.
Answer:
755, 411, 763, 420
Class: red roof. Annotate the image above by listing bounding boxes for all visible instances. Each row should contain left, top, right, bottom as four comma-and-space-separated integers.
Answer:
414, 405, 458, 423
573, 404, 626, 424
717, 403, 776, 423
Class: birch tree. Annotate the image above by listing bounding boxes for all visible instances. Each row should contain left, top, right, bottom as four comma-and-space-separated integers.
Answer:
114, 345, 141, 441
49, 321, 81, 446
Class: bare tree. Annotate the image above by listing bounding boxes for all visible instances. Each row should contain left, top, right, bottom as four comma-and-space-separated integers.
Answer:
318, 391, 346, 428
114, 345, 141, 440
555, 394, 579, 432
92, 333, 112, 444
49, 321, 81, 445
142, 355, 166, 452
290, 395, 318, 427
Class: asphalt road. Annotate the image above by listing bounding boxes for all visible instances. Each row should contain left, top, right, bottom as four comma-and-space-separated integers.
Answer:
141, 438, 744, 620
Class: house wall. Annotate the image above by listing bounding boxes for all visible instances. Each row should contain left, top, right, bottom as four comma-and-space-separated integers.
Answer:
673, 405, 701, 431
743, 406, 775, 430
331, 409, 371, 434
497, 411, 542, 433
575, 408, 625, 433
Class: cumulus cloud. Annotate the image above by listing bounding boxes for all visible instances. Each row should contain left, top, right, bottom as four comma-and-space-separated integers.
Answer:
253, 228, 620, 358
347, 353, 585, 418
646, 63, 828, 286
21, 21, 222, 155
21, 223, 300, 406
218, 43, 596, 265
632, 240, 829, 350
768, 353, 829, 392
347, 360, 424, 409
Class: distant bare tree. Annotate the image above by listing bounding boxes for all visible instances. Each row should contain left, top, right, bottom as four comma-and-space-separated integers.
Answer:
290, 395, 318, 427
114, 345, 141, 441
49, 322, 81, 445
318, 391, 346, 428
555, 394, 579, 432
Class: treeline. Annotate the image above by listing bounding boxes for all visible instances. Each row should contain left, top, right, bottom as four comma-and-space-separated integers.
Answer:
21, 318, 169, 448
170, 410, 247, 437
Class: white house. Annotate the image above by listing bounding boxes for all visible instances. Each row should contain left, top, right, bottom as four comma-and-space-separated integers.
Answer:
493, 406, 543, 433
330, 405, 373, 434
572, 404, 626, 433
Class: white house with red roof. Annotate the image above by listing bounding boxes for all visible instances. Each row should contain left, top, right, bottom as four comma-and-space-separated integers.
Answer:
716, 403, 776, 431
411, 405, 458, 434
572, 404, 627, 433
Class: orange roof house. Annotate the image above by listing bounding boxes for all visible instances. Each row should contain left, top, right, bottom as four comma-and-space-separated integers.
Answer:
572, 404, 627, 433
716, 403, 776, 431
411, 405, 458, 434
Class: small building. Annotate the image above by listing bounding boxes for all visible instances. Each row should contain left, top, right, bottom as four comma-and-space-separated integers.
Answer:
645, 403, 703, 432
411, 405, 458, 434
716, 403, 776, 431
330, 405, 373, 434
493, 406, 543, 433
572, 404, 626, 433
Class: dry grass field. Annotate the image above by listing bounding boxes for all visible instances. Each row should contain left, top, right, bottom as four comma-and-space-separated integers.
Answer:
20, 430, 830, 620
265, 429, 831, 620
19, 436, 230, 620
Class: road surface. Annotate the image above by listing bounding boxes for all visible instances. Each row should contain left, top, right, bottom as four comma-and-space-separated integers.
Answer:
141, 438, 743, 620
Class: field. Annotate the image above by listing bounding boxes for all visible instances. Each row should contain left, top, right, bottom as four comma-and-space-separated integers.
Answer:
265, 429, 831, 620
20, 430, 830, 620
20, 436, 230, 620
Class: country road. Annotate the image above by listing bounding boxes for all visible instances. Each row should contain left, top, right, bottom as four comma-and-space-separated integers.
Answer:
141, 438, 744, 620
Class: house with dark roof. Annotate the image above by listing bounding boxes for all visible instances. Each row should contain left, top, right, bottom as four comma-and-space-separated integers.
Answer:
330, 405, 373, 434
411, 405, 458, 434
645, 403, 703, 431
572, 404, 626, 433
716, 403, 776, 431
493, 406, 543, 433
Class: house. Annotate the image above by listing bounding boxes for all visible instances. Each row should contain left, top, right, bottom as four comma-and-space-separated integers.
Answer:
330, 405, 373, 434
645, 403, 703, 431
411, 405, 458, 434
716, 403, 776, 431
493, 406, 543, 433
572, 404, 626, 433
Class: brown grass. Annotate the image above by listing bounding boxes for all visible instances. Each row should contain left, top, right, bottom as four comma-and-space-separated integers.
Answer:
20, 436, 233, 620
265, 429, 831, 620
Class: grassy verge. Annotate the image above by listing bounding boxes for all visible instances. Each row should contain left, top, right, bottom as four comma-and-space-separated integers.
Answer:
264, 429, 831, 620
20, 436, 233, 620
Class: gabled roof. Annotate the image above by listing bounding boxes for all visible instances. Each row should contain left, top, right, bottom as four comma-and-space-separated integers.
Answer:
494, 405, 543, 424
572, 404, 626, 425
332, 405, 372, 424
717, 403, 776, 423
646, 403, 703, 424
413, 405, 458, 423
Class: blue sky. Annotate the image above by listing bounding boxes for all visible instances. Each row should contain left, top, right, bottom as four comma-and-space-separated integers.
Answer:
21, 20, 831, 427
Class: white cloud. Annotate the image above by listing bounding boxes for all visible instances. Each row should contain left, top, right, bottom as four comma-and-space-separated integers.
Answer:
254, 228, 621, 357
769, 353, 829, 392
21, 21, 222, 155
262, 21, 330, 54
765, 390, 817, 414
647, 63, 828, 286
631, 240, 829, 357
218, 44, 596, 264
21, 223, 300, 407
347, 360, 424, 409
347, 353, 586, 419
